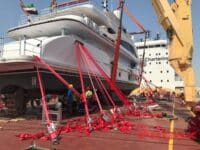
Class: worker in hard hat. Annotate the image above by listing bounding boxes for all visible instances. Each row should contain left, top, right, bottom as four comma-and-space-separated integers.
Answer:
66, 84, 74, 115
85, 86, 94, 109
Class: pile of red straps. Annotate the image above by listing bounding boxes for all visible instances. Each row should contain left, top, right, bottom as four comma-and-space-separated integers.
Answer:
0, 102, 6, 109
187, 104, 200, 140
16, 112, 196, 141
16, 42, 198, 142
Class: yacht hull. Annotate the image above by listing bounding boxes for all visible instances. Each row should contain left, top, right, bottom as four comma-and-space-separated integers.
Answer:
0, 36, 139, 94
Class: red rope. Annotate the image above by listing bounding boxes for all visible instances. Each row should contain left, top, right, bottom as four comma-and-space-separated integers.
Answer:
80, 48, 117, 108
95, 75, 117, 108
123, 6, 146, 32
34, 56, 81, 98
75, 43, 91, 125
36, 65, 51, 124
78, 44, 130, 106
80, 48, 104, 114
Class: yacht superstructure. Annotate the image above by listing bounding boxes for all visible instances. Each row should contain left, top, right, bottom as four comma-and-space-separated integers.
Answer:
0, 0, 140, 95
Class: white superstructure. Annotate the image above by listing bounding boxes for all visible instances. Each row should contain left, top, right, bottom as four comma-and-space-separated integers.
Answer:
0, 0, 140, 92
135, 39, 184, 91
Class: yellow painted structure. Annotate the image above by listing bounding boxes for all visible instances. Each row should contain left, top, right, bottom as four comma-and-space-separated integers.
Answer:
151, 0, 196, 103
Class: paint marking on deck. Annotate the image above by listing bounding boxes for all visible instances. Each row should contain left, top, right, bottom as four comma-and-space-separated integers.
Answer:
168, 120, 174, 150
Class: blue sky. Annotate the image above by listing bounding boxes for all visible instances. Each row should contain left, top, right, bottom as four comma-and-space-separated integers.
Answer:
0, 0, 199, 86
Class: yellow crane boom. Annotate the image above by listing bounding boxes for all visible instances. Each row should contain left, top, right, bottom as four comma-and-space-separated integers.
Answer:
151, 0, 196, 104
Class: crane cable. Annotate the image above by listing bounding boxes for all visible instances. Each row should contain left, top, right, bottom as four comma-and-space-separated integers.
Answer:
139, 32, 148, 86
117, 1, 149, 87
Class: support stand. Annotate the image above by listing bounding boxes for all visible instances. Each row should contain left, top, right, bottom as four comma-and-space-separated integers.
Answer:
24, 140, 49, 150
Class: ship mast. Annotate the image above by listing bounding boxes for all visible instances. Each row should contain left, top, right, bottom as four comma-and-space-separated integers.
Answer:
102, 0, 109, 11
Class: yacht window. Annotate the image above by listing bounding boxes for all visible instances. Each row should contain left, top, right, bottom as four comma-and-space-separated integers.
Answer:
121, 40, 137, 57
123, 28, 127, 33
102, 34, 108, 37
118, 72, 121, 77
107, 28, 116, 34
128, 74, 131, 80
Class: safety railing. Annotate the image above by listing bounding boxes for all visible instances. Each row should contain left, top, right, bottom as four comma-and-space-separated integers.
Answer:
0, 36, 42, 59
18, 0, 102, 26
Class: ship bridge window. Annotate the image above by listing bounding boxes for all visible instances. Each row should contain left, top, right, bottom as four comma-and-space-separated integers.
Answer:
161, 44, 166, 47
149, 45, 154, 48
107, 27, 116, 34
121, 40, 137, 57
137, 46, 148, 49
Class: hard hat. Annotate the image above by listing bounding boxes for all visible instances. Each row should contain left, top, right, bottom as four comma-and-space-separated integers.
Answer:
69, 84, 73, 88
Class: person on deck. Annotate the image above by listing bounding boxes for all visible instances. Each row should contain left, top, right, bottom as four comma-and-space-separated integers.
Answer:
85, 86, 93, 108
66, 84, 74, 115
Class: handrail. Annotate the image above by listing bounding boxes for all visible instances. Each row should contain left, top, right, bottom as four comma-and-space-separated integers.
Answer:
18, 0, 101, 26
0, 35, 42, 58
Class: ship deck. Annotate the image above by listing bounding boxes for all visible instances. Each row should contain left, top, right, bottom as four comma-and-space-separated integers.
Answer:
0, 99, 199, 150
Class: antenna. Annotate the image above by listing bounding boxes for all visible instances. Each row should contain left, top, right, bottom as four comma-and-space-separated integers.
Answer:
102, 0, 109, 11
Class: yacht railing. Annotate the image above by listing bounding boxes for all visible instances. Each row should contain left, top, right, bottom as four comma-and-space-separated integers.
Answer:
18, 0, 101, 26
0, 36, 42, 58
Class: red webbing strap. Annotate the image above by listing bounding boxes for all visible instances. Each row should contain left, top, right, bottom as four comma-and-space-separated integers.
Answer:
111, 24, 122, 83
75, 43, 90, 120
94, 74, 117, 108
34, 56, 81, 98
123, 6, 145, 32
80, 48, 116, 108
80, 48, 104, 113
79, 44, 130, 106
79, 43, 117, 107
139, 31, 148, 86
36, 65, 51, 124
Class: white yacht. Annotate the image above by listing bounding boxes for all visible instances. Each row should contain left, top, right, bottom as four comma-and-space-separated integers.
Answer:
0, 0, 140, 105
